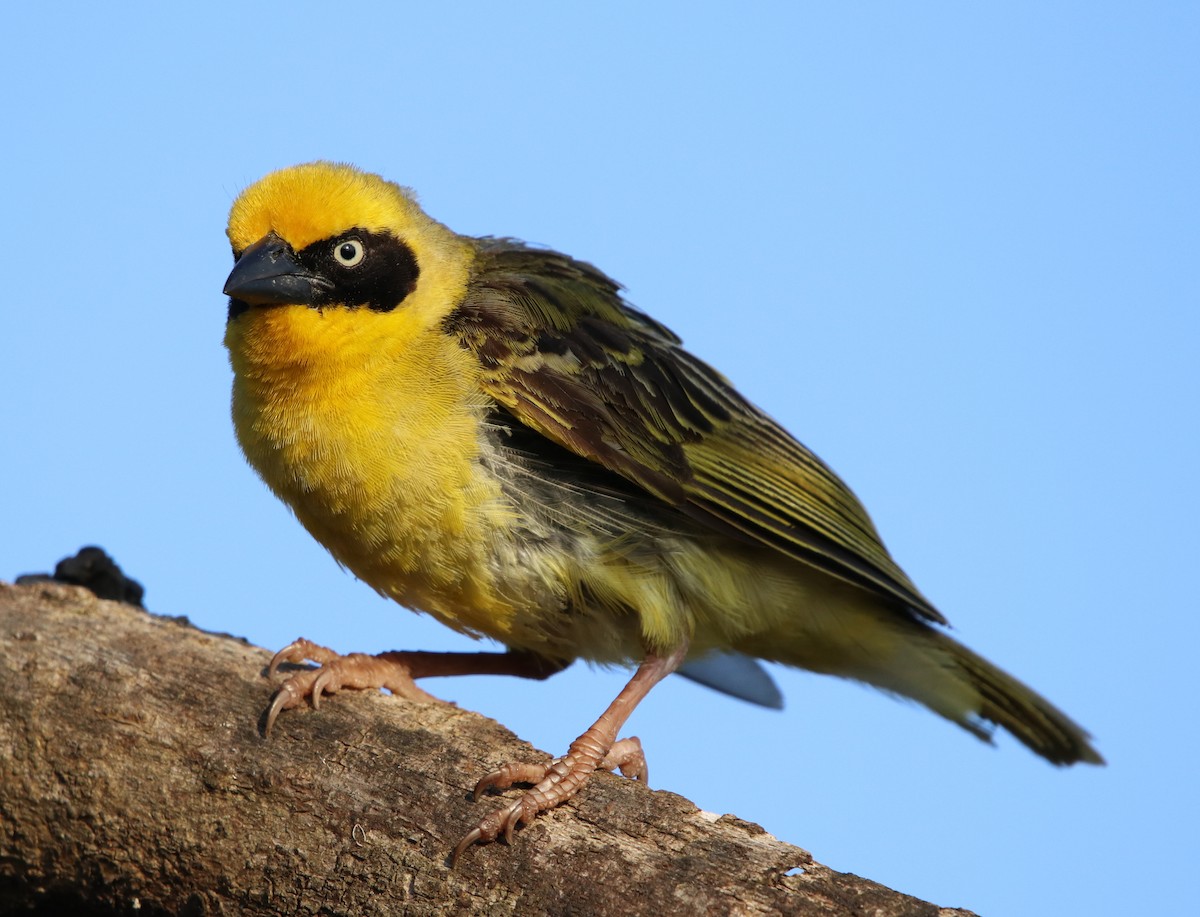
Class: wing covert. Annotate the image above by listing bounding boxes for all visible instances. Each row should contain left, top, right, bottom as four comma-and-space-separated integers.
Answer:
446, 240, 943, 624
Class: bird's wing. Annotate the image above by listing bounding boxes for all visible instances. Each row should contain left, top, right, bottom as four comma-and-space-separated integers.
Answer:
447, 241, 943, 624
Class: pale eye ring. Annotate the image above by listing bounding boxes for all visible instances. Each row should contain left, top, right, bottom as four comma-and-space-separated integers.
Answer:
333, 238, 365, 268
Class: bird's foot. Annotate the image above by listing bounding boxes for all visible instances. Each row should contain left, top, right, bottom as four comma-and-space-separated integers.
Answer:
450, 733, 647, 865
264, 638, 445, 734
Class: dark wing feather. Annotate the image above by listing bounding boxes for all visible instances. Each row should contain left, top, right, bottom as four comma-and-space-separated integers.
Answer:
446, 240, 944, 624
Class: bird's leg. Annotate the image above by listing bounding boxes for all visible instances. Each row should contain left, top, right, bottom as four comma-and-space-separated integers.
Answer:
264, 638, 568, 735
451, 643, 688, 866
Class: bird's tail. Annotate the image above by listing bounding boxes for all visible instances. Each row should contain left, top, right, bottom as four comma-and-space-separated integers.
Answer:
739, 603, 1103, 766
937, 633, 1104, 766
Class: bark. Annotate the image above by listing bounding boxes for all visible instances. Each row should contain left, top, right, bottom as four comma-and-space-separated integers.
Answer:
0, 580, 974, 916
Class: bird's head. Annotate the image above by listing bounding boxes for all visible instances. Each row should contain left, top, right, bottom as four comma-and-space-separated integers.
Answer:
224, 162, 473, 326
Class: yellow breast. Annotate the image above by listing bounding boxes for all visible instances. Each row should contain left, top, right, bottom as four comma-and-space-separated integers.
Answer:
225, 302, 518, 639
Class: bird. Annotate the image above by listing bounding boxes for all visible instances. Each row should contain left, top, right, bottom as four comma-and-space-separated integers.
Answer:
222, 161, 1103, 863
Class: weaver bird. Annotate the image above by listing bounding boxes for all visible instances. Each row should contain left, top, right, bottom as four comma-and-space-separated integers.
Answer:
223, 162, 1102, 863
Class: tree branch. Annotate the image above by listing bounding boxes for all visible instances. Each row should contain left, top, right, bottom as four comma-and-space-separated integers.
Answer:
0, 580, 973, 916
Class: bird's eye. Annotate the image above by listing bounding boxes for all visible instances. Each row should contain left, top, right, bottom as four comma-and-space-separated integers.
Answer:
333, 239, 365, 268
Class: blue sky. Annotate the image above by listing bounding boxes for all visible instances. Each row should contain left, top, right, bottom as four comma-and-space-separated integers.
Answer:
4, 3, 1196, 914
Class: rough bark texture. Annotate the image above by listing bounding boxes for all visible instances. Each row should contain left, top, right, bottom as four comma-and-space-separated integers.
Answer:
0, 580, 975, 916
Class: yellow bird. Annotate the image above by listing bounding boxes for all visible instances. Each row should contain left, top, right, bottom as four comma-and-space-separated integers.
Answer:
222, 162, 1102, 862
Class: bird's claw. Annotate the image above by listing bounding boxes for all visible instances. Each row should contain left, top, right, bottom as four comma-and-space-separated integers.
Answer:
450, 795, 538, 866
262, 638, 343, 736
449, 827, 484, 868
262, 637, 438, 736
267, 637, 334, 680
264, 680, 300, 736
471, 761, 553, 801
604, 736, 648, 782
451, 737, 648, 866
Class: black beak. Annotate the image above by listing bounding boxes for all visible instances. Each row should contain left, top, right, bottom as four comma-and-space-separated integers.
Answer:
223, 232, 330, 306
